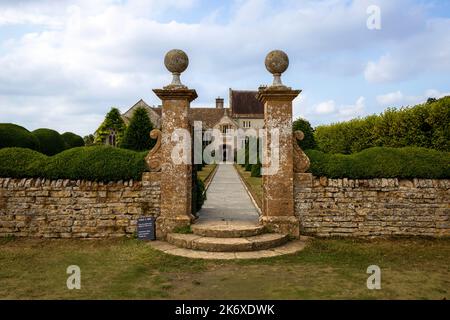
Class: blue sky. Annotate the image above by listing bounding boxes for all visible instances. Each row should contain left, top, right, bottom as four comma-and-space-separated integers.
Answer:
0, 0, 449, 136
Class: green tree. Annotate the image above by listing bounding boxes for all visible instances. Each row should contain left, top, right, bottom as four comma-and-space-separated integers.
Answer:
83, 134, 95, 146
293, 118, 316, 149
120, 107, 155, 151
94, 108, 126, 146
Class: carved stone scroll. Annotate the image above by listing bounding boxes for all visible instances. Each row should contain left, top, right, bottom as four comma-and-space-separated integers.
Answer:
145, 129, 162, 172
293, 130, 310, 173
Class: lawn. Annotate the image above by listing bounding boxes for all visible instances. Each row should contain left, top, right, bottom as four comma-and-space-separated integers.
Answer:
0, 237, 448, 299
197, 164, 217, 185
234, 164, 262, 208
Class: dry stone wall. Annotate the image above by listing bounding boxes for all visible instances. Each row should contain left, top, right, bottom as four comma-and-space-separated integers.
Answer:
294, 173, 450, 237
0, 172, 160, 238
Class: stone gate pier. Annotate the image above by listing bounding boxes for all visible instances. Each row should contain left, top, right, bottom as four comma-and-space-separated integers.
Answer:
257, 50, 301, 237
153, 49, 197, 239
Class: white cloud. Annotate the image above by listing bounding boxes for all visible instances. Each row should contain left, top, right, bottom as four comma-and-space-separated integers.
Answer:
364, 19, 450, 83
315, 100, 336, 114
376, 91, 403, 105
376, 89, 450, 106
309, 96, 365, 121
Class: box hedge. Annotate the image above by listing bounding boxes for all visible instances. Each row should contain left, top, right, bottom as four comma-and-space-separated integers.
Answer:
32, 128, 67, 156
61, 132, 85, 149
305, 147, 450, 179
0, 123, 40, 151
0, 146, 147, 181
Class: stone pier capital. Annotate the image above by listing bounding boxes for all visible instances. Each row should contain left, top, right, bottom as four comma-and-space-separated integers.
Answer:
152, 88, 198, 102
257, 87, 301, 103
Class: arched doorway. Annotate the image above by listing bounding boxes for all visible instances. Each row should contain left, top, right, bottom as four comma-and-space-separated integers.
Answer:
219, 144, 232, 162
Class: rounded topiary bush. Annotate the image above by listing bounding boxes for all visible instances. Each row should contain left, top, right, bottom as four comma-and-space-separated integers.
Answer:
0, 148, 47, 178
305, 147, 450, 179
61, 132, 85, 149
41, 146, 147, 181
0, 123, 40, 151
32, 128, 67, 156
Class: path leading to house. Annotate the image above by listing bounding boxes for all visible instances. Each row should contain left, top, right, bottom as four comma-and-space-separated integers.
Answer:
196, 164, 259, 223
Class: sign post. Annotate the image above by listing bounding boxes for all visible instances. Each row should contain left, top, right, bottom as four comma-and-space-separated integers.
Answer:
137, 216, 156, 240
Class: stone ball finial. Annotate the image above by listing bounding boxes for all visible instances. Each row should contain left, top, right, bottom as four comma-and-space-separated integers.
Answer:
265, 50, 289, 86
164, 49, 189, 87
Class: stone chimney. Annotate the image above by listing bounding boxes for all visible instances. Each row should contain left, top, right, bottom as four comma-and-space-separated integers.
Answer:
215, 97, 224, 109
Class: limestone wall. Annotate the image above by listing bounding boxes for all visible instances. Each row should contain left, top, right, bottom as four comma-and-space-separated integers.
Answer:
0, 172, 160, 238
294, 174, 450, 237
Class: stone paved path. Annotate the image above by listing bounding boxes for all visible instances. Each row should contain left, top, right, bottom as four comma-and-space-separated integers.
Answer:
196, 164, 259, 223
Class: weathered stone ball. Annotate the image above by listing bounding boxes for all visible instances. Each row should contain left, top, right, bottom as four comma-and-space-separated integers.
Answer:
265, 50, 289, 74
164, 49, 189, 73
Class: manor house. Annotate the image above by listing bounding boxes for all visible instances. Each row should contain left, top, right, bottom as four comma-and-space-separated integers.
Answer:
118, 89, 265, 160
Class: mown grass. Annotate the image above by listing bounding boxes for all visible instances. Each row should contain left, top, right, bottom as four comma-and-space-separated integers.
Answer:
234, 164, 262, 208
0, 237, 448, 299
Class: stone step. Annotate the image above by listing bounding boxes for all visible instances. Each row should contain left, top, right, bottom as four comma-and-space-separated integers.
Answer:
166, 233, 289, 252
191, 223, 265, 238
149, 238, 309, 260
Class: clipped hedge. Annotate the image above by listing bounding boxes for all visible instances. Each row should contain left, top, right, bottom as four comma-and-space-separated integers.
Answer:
0, 123, 40, 151
315, 96, 450, 154
32, 128, 67, 156
305, 147, 450, 179
61, 132, 85, 149
0, 146, 147, 181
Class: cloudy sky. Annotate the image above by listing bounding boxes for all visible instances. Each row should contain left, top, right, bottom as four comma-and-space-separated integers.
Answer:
0, 0, 449, 136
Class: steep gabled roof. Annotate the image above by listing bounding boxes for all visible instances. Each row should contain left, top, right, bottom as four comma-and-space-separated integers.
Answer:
189, 108, 226, 128
229, 89, 264, 118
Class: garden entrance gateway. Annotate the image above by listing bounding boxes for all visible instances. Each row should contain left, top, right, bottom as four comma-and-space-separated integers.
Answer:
148, 49, 310, 259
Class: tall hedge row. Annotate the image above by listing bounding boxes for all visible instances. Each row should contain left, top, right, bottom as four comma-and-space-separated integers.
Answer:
314, 96, 450, 154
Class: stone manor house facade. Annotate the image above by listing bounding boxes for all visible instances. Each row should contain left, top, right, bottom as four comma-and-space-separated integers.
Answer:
118, 89, 265, 160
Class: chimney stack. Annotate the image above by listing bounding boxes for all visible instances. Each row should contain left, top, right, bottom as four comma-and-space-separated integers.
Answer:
215, 97, 224, 109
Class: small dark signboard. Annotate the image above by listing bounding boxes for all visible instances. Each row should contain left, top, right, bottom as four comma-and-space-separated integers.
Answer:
137, 216, 155, 241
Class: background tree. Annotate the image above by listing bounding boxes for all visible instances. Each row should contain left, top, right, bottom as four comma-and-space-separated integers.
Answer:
293, 117, 316, 150
94, 108, 126, 146
120, 107, 155, 151
83, 134, 95, 146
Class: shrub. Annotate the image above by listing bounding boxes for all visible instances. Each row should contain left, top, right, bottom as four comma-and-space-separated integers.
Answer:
32, 128, 67, 156
315, 96, 450, 153
251, 162, 261, 177
61, 132, 85, 149
120, 107, 155, 151
42, 146, 147, 181
0, 123, 40, 151
293, 118, 316, 149
0, 148, 47, 178
192, 177, 206, 213
0, 146, 147, 181
305, 147, 450, 179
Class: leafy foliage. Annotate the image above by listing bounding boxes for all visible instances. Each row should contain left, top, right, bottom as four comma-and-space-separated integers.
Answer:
61, 132, 85, 149
94, 108, 126, 146
315, 96, 450, 154
0, 146, 147, 181
32, 128, 67, 156
0, 123, 40, 151
120, 107, 155, 151
83, 134, 95, 146
293, 118, 317, 149
305, 147, 450, 179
